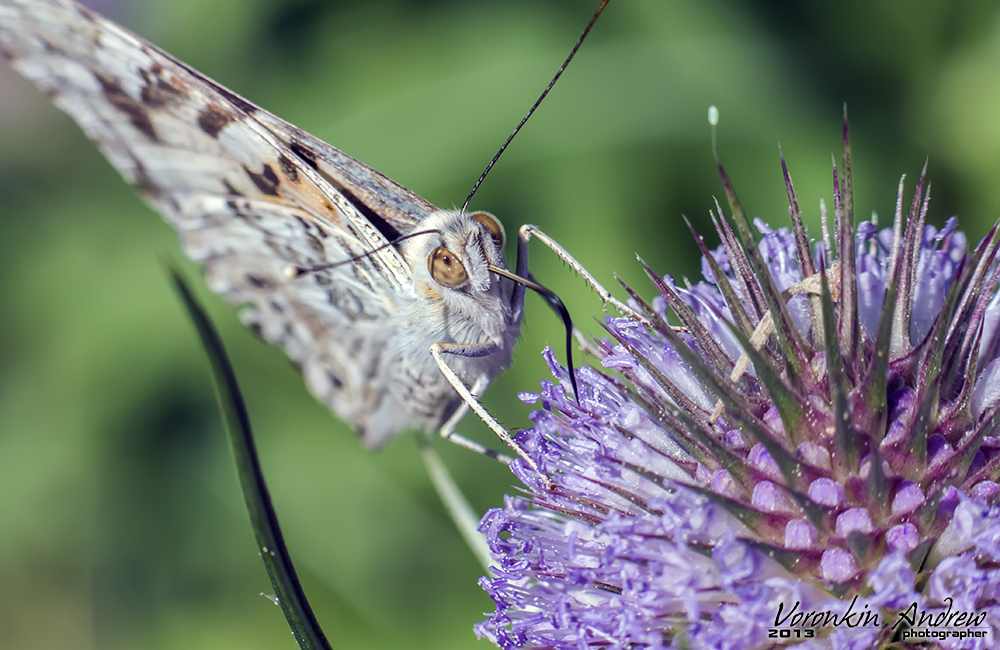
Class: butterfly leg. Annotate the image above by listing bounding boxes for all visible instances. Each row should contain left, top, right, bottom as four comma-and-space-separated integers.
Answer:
426, 374, 511, 570
430, 341, 547, 482
516, 224, 648, 324
436, 375, 514, 464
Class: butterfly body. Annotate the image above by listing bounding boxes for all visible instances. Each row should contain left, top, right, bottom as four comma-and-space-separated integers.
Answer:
0, 0, 523, 448
372, 209, 521, 446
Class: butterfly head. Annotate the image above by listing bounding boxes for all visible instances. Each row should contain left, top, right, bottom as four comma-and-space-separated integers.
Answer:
406, 210, 509, 297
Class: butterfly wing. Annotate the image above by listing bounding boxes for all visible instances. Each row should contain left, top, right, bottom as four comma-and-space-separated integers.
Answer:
248, 104, 434, 236
161, 39, 436, 236
0, 0, 433, 440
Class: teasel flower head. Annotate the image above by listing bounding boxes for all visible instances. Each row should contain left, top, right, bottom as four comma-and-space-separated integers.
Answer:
476, 114, 1000, 649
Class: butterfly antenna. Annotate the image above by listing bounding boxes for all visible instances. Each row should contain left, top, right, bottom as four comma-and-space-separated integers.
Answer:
461, 0, 611, 212
285, 229, 442, 278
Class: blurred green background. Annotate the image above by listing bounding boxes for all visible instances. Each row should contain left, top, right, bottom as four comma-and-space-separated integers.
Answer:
1, 0, 999, 648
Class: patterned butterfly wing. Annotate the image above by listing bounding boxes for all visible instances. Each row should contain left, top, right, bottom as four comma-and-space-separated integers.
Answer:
0, 0, 437, 442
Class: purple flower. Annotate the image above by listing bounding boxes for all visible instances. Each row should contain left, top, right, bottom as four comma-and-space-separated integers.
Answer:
477, 120, 1000, 649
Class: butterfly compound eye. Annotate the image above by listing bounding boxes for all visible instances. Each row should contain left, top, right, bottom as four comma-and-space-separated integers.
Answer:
428, 246, 469, 288
472, 211, 505, 250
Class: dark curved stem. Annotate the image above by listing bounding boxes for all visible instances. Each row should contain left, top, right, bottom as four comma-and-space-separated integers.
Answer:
169, 266, 333, 650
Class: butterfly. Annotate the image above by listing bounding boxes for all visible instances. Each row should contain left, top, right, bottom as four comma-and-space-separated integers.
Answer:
0, 0, 638, 473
